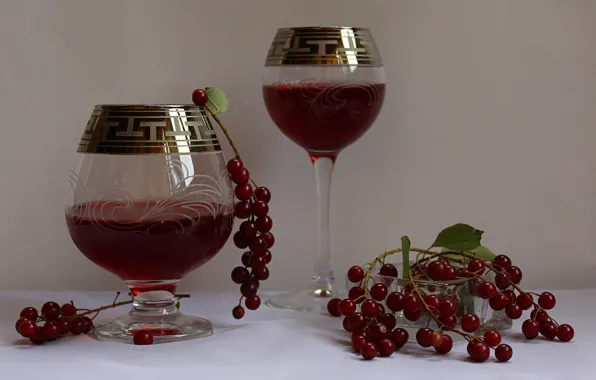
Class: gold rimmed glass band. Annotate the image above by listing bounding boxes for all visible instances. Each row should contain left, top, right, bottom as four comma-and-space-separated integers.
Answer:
77, 105, 221, 154
265, 26, 382, 66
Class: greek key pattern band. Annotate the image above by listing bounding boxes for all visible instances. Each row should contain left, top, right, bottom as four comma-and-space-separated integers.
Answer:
265, 26, 382, 66
77, 105, 221, 154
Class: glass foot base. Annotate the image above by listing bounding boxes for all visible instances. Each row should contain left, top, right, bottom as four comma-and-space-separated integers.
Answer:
93, 311, 212, 344
265, 287, 339, 313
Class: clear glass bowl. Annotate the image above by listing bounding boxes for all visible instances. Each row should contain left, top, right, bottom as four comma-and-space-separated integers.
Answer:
345, 262, 512, 342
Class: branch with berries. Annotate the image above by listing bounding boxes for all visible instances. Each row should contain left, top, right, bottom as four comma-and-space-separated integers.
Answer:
326, 223, 575, 362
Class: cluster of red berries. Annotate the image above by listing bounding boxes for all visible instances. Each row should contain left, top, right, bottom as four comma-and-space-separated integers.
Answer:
328, 253, 574, 362
192, 88, 274, 319
15, 302, 93, 345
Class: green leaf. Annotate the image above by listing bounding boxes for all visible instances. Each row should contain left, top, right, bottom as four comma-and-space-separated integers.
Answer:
176, 301, 181, 310
401, 235, 411, 279
431, 223, 483, 252
205, 87, 229, 114
440, 245, 496, 261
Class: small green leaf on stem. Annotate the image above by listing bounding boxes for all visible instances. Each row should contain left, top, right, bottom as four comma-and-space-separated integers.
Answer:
205, 87, 229, 115
401, 235, 411, 279
431, 223, 483, 252
176, 301, 181, 310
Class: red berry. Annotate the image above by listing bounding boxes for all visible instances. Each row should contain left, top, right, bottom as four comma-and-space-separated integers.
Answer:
69, 318, 85, 335
231, 266, 250, 284
370, 283, 388, 301
443, 265, 457, 281
348, 312, 365, 331
347, 266, 365, 283
339, 299, 356, 316
427, 261, 446, 281
261, 250, 272, 264
360, 342, 378, 360
467, 259, 485, 275
468, 341, 490, 362
42, 322, 60, 339
540, 321, 558, 340
370, 322, 390, 341
41, 302, 61, 321
505, 303, 523, 319
234, 201, 252, 219
18, 319, 38, 338
506, 266, 523, 284
493, 254, 512, 270
424, 294, 441, 312
503, 289, 516, 304
352, 332, 367, 351
495, 344, 513, 362
60, 304, 77, 318
241, 251, 252, 267
456, 268, 470, 278
379, 263, 398, 277
478, 282, 497, 299
252, 200, 269, 218
191, 89, 208, 106
29, 330, 46, 345
495, 272, 512, 290
489, 294, 508, 311
517, 293, 534, 310
557, 324, 574, 342
82, 317, 93, 333
386, 292, 404, 312
538, 292, 556, 310
231, 168, 250, 185
20, 307, 38, 321
430, 331, 443, 348
378, 338, 396, 357
390, 328, 409, 348
239, 221, 257, 240
530, 308, 549, 324
255, 216, 273, 233
15, 317, 29, 333
327, 298, 342, 317
253, 266, 270, 280
439, 299, 457, 317
233, 232, 248, 249
378, 313, 397, 331
235, 183, 253, 201
240, 282, 258, 298
254, 187, 271, 203
377, 303, 386, 314
348, 286, 365, 304
133, 330, 154, 345
483, 329, 501, 347
249, 236, 267, 253
434, 334, 453, 354
361, 299, 379, 318
403, 293, 420, 311
439, 315, 457, 330
262, 232, 275, 248
226, 159, 243, 176
461, 314, 480, 332
249, 254, 266, 269
522, 319, 540, 339
403, 307, 421, 321
56, 317, 70, 334
232, 305, 245, 319
245, 295, 261, 310
416, 328, 433, 347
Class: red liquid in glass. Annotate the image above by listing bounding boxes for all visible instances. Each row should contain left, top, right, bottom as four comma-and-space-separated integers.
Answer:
65, 200, 234, 283
263, 82, 385, 158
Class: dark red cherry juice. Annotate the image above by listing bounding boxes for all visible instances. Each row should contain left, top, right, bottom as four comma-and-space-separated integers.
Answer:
66, 200, 234, 281
262, 82, 385, 157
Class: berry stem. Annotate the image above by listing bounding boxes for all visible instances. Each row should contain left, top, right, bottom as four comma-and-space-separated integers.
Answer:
74, 294, 191, 318
204, 104, 241, 160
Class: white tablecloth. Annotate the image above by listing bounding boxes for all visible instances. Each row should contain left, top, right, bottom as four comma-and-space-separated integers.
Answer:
0, 289, 592, 379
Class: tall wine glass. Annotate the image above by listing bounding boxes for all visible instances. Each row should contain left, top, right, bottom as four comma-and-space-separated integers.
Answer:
65, 104, 234, 343
262, 26, 386, 312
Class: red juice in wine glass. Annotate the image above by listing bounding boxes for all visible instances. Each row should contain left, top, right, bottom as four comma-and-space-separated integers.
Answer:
262, 82, 386, 158
65, 200, 234, 293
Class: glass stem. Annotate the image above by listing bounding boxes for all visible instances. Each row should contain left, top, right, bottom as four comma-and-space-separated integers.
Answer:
311, 156, 335, 291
